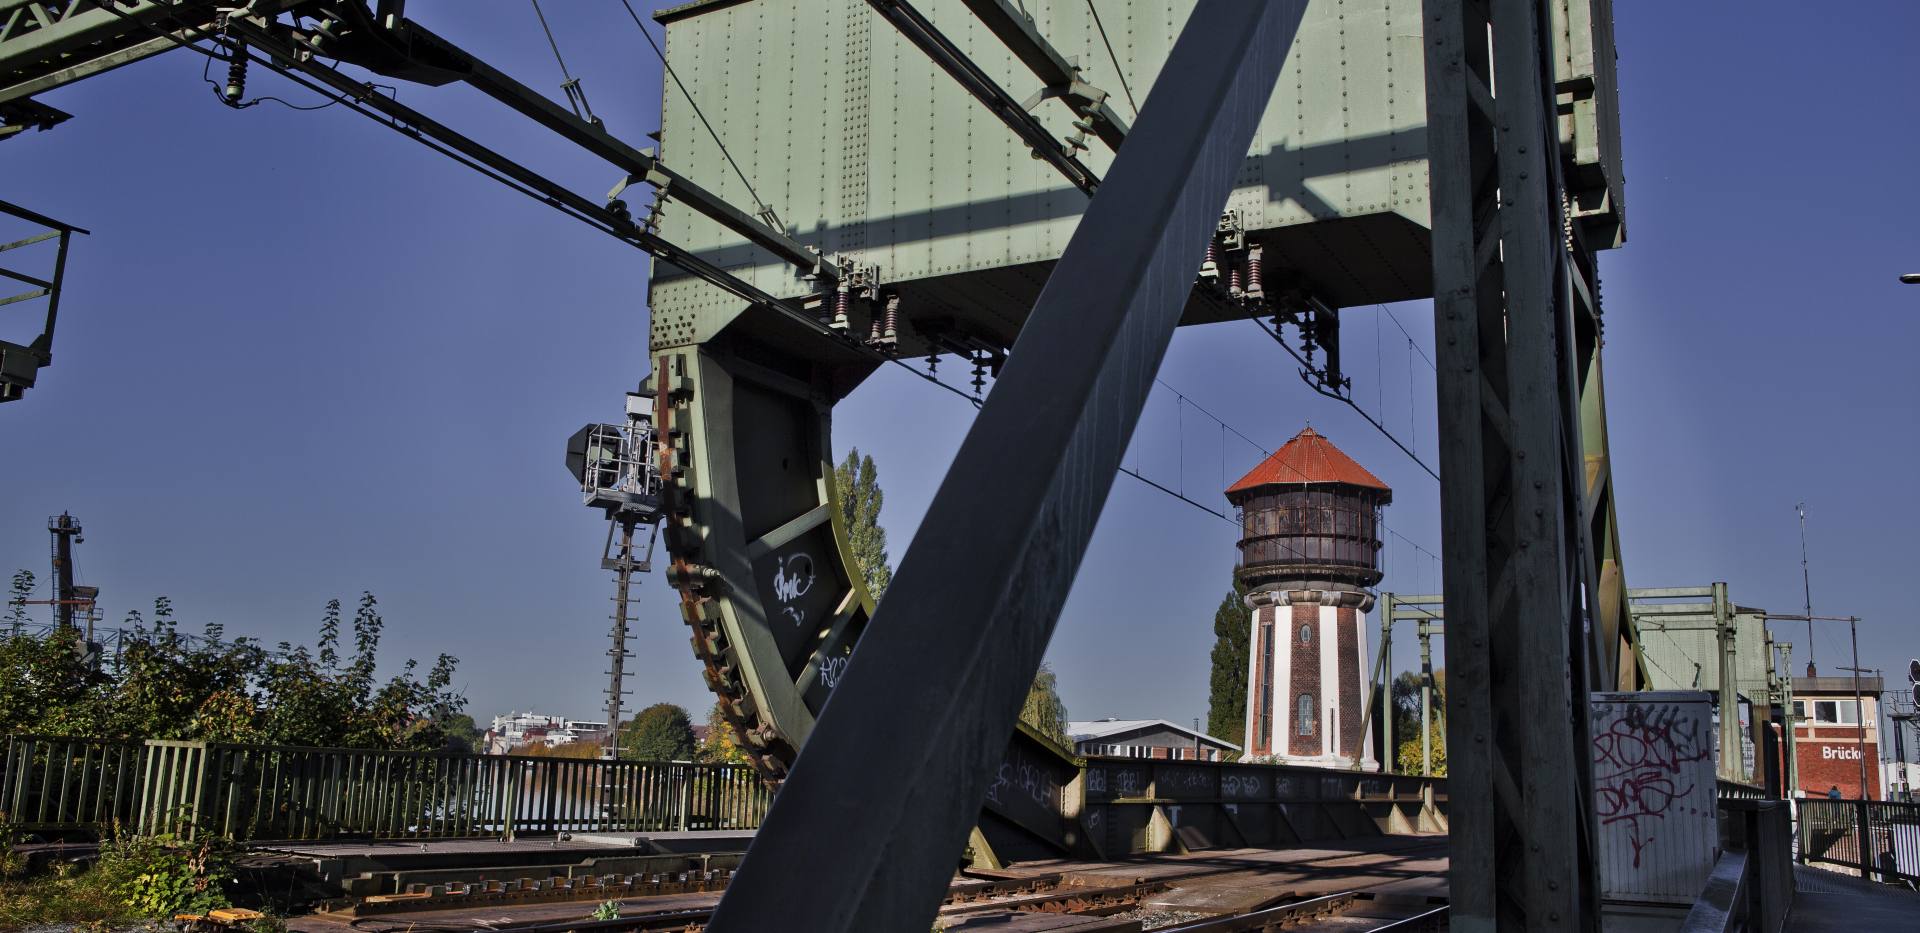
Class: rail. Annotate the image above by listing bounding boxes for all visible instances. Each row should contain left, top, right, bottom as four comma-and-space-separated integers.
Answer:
0, 735, 143, 831
1796, 798, 1920, 887
1, 736, 767, 842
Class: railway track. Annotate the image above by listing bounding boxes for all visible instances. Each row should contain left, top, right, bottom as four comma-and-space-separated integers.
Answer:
1148, 892, 1448, 932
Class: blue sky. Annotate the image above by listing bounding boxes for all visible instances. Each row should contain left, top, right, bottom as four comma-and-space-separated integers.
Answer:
3, 2, 1916, 742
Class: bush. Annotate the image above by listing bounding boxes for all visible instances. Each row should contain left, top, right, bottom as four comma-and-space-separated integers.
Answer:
97, 833, 237, 917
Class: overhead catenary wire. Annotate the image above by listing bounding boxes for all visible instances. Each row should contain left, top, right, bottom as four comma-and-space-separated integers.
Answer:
119, 1, 1443, 596
618, 0, 786, 235
107, 4, 990, 417
1250, 314, 1441, 481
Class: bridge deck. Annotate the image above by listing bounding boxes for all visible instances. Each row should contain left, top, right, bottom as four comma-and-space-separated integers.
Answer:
1786, 865, 1920, 932
285, 834, 1448, 933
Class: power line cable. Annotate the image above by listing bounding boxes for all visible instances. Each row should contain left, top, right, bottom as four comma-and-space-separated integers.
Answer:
618, 0, 785, 234
1250, 316, 1440, 481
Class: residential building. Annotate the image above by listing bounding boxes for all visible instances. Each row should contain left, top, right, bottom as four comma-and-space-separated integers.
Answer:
1068, 719, 1239, 762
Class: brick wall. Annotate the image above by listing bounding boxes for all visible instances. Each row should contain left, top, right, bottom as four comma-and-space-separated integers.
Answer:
1289, 602, 1321, 756
1796, 735, 1882, 799
1337, 606, 1362, 760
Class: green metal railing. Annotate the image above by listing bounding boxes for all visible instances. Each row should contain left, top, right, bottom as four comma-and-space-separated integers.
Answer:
0, 736, 144, 831
3, 736, 769, 842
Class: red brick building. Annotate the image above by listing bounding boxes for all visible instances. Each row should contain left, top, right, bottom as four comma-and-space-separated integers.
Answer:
1792, 675, 1882, 799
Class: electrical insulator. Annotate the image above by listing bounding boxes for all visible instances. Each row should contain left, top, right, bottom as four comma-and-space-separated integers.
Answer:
224, 43, 249, 105
1229, 257, 1245, 297
970, 353, 987, 398
882, 294, 900, 347
1247, 246, 1264, 298
830, 285, 850, 331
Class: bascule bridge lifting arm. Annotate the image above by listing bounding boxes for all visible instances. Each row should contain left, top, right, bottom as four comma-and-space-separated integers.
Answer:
0, 0, 840, 286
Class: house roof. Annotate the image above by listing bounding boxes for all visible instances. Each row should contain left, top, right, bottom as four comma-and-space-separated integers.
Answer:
1066, 718, 1242, 751
1225, 427, 1391, 497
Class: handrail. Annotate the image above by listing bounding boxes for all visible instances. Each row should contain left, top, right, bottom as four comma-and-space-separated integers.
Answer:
1, 735, 769, 842
1679, 849, 1749, 933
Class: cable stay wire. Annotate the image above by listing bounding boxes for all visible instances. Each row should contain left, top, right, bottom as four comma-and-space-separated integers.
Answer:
618, 0, 786, 235
530, 0, 598, 124
114, 1, 1446, 598
103, 3, 994, 420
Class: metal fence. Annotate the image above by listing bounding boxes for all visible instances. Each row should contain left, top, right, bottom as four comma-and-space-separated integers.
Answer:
0, 735, 144, 831
1797, 798, 1920, 886
2, 736, 769, 842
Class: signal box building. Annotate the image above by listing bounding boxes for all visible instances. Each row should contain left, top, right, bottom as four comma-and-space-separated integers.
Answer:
1792, 675, 1882, 799
1227, 428, 1387, 770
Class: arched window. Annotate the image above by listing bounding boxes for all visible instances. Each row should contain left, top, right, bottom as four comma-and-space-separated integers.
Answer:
1296, 694, 1315, 735
1299, 623, 1313, 646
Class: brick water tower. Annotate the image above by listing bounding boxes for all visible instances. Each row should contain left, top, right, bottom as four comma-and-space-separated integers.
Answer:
1228, 428, 1390, 769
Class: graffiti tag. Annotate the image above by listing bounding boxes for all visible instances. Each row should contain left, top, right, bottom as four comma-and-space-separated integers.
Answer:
771, 553, 815, 626
1592, 703, 1711, 868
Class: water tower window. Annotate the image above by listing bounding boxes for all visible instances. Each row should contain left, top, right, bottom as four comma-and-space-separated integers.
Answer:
1299, 623, 1313, 646
1296, 694, 1315, 735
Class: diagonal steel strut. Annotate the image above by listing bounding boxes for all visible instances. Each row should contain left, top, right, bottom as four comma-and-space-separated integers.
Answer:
703, 2, 1306, 930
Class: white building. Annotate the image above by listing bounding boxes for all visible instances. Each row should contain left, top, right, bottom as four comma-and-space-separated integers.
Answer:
484, 711, 607, 754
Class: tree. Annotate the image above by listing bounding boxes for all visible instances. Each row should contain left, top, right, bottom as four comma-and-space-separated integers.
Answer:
5, 569, 33, 633
0, 578, 466, 751
696, 701, 751, 765
1390, 668, 1446, 774
1205, 575, 1251, 749
620, 702, 697, 761
1020, 661, 1071, 746
834, 449, 892, 600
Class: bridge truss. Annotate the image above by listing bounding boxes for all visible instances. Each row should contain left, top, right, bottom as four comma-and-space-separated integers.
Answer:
2, 1, 1638, 929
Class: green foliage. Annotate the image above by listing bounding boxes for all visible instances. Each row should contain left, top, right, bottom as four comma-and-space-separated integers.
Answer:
1205, 575, 1251, 751
0, 582, 466, 751
591, 899, 622, 920
620, 703, 697, 761
1389, 669, 1446, 774
441, 712, 484, 753
697, 701, 751, 765
99, 833, 236, 918
834, 449, 892, 601
4, 570, 32, 633
1020, 661, 1071, 746
1395, 721, 1448, 776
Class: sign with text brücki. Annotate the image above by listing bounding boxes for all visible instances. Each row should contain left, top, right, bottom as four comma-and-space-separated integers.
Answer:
1797, 740, 1881, 799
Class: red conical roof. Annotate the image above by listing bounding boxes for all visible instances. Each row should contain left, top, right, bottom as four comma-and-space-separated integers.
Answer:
1225, 427, 1392, 497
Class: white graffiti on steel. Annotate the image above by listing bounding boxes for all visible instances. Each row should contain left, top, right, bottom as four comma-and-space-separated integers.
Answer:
818, 653, 849, 691
984, 759, 1061, 812
771, 553, 815, 626
1221, 774, 1265, 799
1166, 769, 1211, 794
1086, 769, 1107, 795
